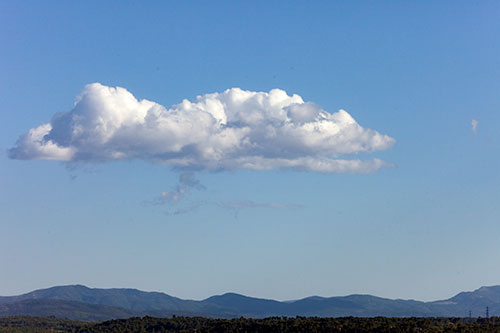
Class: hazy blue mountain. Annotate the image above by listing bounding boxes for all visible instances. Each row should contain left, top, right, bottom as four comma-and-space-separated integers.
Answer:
0, 299, 140, 321
0, 285, 201, 312
288, 295, 428, 317
0, 298, 227, 321
201, 293, 286, 316
430, 285, 500, 317
448, 286, 500, 306
1, 285, 500, 319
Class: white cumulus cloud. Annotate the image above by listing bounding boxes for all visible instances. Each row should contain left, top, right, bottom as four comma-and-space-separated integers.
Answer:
9, 83, 395, 173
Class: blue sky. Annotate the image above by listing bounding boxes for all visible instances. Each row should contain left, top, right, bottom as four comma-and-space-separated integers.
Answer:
1, 1, 500, 302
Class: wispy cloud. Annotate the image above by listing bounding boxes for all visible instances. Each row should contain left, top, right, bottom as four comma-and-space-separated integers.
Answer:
9, 83, 395, 173
164, 201, 207, 216
149, 172, 205, 205
217, 200, 303, 211
64, 163, 99, 181
471, 119, 479, 135
217, 200, 303, 218
147, 172, 301, 216
160, 198, 302, 217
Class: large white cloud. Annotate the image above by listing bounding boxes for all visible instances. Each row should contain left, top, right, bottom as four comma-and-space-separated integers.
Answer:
9, 83, 395, 173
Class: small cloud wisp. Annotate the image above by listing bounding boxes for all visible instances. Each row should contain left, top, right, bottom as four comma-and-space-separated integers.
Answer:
163, 199, 303, 217
471, 119, 479, 135
150, 172, 205, 205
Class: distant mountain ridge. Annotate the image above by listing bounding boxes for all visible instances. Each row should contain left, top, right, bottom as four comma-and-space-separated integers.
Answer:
1, 285, 500, 320
0, 285, 196, 311
0, 299, 140, 321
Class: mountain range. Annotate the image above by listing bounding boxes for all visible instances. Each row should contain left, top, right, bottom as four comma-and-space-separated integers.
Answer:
1, 285, 499, 321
